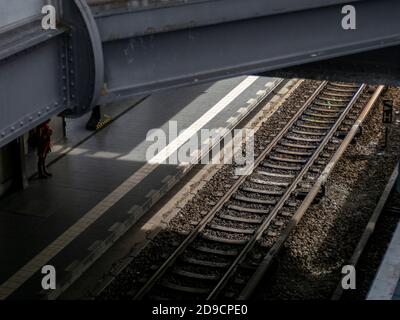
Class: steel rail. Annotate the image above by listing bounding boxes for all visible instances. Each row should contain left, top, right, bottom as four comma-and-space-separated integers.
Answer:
206, 84, 366, 299
91, 78, 287, 298
133, 81, 328, 299
239, 85, 384, 300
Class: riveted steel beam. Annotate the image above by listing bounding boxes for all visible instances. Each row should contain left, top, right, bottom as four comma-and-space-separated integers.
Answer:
2, 0, 400, 149
88, 0, 363, 41
264, 45, 400, 87
0, 0, 45, 31
94, 0, 400, 104
0, 0, 104, 148
60, 0, 104, 117
0, 20, 68, 148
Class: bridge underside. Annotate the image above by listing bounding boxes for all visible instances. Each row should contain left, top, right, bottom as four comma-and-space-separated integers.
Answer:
1, 0, 400, 147
267, 45, 400, 86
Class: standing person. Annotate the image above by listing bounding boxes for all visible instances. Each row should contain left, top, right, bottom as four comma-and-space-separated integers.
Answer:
36, 120, 53, 179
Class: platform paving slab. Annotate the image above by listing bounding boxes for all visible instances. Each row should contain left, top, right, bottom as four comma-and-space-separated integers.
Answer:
0, 76, 281, 299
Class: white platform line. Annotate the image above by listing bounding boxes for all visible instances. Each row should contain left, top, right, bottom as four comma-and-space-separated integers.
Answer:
0, 75, 259, 300
147, 76, 259, 164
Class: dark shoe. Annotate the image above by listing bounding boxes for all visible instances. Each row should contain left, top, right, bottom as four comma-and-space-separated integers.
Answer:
44, 171, 53, 177
38, 164, 46, 179
86, 106, 101, 131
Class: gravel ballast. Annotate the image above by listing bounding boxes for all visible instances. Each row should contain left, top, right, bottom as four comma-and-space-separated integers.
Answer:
255, 86, 400, 300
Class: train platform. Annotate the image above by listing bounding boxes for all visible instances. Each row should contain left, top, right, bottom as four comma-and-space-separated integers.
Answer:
0, 75, 282, 300
367, 218, 400, 300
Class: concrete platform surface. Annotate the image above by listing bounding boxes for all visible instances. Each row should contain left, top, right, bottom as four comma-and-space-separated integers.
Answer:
0, 75, 281, 300
367, 220, 400, 300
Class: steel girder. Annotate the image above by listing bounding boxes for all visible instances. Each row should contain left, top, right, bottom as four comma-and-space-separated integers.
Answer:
0, 0, 102, 147
92, 0, 400, 104
88, 0, 362, 41
1, 0, 400, 148
0, 22, 66, 148
0, 0, 45, 30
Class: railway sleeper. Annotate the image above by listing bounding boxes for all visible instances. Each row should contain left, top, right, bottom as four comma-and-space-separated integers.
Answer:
250, 177, 291, 187
219, 213, 263, 224
310, 106, 342, 113
241, 187, 284, 196
182, 256, 231, 268
161, 280, 210, 295
275, 148, 313, 156
201, 233, 249, 245
256, 170, 295, 179
227, 204, 270, 214
314, 101, 347, 108
301, 117, 337, 125
325, 84, 357, 90
279, 141, 317, 150
296, 123, 331, 130
172, 268, 220, 281
326, 85, 358, 92
192, 244, 239, 256
233, 195, 277, 205
290, 129, 326, 136
208, 224, 255, 235
262, 161, 303, 170
269, 155, 308, 164
285, 135, 323, 143
304, 111, 340, 118
318, 95, 351, 102
322, 90, 355, 97
315, 96, 348, 103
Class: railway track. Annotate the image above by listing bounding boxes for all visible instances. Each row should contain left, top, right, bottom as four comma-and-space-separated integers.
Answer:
125, 81, 384, 301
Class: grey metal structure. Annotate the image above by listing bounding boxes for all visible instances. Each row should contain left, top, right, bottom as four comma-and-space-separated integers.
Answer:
1, 0, 400, 148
